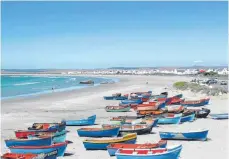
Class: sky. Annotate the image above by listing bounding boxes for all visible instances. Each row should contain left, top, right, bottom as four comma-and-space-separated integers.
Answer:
2, 1, 228, 69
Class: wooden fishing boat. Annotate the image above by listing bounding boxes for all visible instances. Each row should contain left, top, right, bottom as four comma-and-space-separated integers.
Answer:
15, 130, 57, 139
65, 115, 96, 126
118, 122, 154, 135
79, 80, 94, 84
159, 130, 209, 141
9, 141, 68, 157
28, 121, 66, 132
210, 113, 228, 119
115, 144, 182, 159
181, 98, 210, 107
28, 130, 67, 143
105, 106, 131, 112
137, 110, 165, 116
77, 127, 120, 137
158, 114, 182, 124
121, 99, 143, 105
83, 133, 137, 150
104, 93, 128, 100
117, 115, 146, 119
107, 140, 167, 156
180, 113, 195, 123
119, 103, 138, 110
1, 150, 58, 159
187, 108, 210, 118
137, 102, 160, 111
157, 98, 172, 106
166, 105, 184, 113
5, 136, 52, 147
130, 91, 152, 95
171, 97, 184, 105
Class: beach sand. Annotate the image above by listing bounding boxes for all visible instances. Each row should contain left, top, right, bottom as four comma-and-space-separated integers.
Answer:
1, 75, 228, 159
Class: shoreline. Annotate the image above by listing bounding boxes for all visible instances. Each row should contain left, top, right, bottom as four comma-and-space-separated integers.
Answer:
1, 75, 120, 101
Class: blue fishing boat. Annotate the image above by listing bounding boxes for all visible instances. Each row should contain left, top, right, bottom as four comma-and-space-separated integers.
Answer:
159, 130, 209, 141
104, 96, 128, 100
115, 144, 182, 159
29, 130, 67, 143
180, 113, 195, 123
210, 113, 228, 120
158, 114, 181, 124
121, 99, 142, 105
5, 136, 52, 147
158, 102, 166, 109
83, 133, 137, 150
9, 141, 68, 157
66, 115, 96, 126
77, 127, 120, 137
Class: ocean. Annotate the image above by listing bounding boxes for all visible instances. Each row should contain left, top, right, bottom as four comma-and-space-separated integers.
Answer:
1, 75, 117, 99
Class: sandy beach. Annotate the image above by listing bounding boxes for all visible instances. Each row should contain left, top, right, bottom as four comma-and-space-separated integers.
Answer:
1, 75, 228, 159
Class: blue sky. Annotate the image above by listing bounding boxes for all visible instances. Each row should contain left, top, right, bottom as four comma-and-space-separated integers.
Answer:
2, 1, 228, 69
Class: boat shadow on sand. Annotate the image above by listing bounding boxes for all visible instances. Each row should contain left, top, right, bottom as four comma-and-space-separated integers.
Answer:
64, 152, 74, 157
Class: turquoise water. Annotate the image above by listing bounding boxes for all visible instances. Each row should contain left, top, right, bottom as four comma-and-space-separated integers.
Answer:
1, 75, 117, 99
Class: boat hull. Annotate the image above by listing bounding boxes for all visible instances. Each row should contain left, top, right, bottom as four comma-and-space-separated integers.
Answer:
83, 138, 136, 150
9, 142, 68, 157
77, 127, 120, 137
159, 130, 209, 141
104, 96, 128, 100
158, 116, 181, 124
5, 137, 52, 147
66, 115, 96, 126
115, 145, 182, 159
105, 106, 131, 112
180, 113, 195, 123
107, 140, 167, 156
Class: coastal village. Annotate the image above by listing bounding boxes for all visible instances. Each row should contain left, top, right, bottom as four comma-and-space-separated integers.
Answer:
63, 67, 229, 76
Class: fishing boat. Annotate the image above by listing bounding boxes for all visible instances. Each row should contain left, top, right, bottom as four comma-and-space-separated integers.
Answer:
117, 115, 146, 119
65, 115, 96, 126
137, 110, 165, 117
104, 93, 128, 100
83, 133, 137, 150
9, 141, 68, 157
105, 106, 131, 112
180, 113, 195, 123
137, 102, 160, 111
115, 144, 182, 159
171, 97, 184, 105
189, 108, 211, 118
5, 136, 52, 147
28, 130, 67, 143
79, 80, 94, 84
107, 140, 167, 156
166, 105, 184, 113
157, 98, 172, 106
181, 98, 210, 107
28, 121, 66, 132
130, 91, 152, 95
159, 130, 209, 141
77, 127, 120, 137
15, 130, 57, 139
121, 99, 143, 105
158, 114, 182, 124
119, 103, 138, 110
210, 113, 228, 119
118, 123, 154, 135
1, 150, 58, 159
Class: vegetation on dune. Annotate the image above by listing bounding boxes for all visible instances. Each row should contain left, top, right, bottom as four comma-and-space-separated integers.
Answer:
173, 81, 228, 96
173, 81, 188, 90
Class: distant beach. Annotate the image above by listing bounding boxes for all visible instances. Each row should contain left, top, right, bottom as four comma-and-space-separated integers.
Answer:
1, 75, 228, 159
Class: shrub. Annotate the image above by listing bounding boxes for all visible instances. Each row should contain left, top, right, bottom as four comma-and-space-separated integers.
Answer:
173, 81, 188, 90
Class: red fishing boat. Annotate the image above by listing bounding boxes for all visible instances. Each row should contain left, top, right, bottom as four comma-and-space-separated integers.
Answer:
107, 140, 167, 156
137, 102, 160, 111
1, 153, 38, 159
